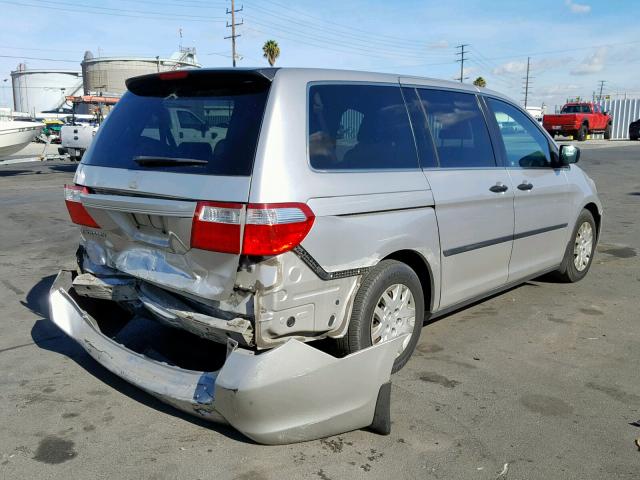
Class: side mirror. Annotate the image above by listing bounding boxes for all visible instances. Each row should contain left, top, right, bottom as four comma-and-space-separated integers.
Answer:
559, 144, 580, 166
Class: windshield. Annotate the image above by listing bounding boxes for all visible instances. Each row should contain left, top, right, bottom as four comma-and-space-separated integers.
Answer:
82, 78, 270, 176
561, 104, 591, 114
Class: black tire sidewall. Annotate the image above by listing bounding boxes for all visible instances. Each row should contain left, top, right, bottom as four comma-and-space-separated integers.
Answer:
577, 125, 587, 141
350, 261, 424, 372
560, 210, 596, 282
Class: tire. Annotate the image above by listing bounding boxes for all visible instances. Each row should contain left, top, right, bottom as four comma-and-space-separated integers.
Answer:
604, 123, 612, 140
335, 260, 424, 373
576, 124, 588, 142
553, 209, 597, 283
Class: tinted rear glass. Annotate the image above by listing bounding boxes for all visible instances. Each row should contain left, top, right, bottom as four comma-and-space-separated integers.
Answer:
82, 76, 270, 176
417, 89, 496, 168
308, 84, 419, 170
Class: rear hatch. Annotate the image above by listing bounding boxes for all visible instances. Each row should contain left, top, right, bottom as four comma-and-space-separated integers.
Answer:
68, 69, 273, 301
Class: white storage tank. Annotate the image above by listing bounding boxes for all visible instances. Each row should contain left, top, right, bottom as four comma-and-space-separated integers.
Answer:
81, 49, 200, 95
11, 64, 83, 115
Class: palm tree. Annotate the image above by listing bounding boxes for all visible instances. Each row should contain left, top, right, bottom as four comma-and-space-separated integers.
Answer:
262, 40, 280, 67
473, 76, 487, 88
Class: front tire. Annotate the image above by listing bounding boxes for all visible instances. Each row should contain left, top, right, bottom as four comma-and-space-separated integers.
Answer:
604, 123, 612, 140
335, 260, 424, 373
553, 209, 596, 282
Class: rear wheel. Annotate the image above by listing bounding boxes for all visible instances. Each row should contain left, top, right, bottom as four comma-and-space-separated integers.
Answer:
604, 123, 612, 140
335, 260, 424, 373
576, 124, 588, 142
553, 209, 596, 282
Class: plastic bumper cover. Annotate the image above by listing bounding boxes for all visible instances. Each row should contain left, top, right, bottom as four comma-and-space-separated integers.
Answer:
49, 270, 404, 445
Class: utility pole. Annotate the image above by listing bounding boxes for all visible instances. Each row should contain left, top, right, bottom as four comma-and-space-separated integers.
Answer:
225, 0, 243, 67
522, 57, 532, 108
455, 44, 469, 83
597, 80, 606, 101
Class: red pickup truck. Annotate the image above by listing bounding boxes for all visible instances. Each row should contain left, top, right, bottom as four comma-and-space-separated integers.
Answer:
543, 102, 612, 141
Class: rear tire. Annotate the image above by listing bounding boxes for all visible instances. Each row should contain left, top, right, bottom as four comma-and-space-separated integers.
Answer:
335, 260, 424, 373
604, 123, 612, 140
553, 209, 596, 283
576, 124, 588, 142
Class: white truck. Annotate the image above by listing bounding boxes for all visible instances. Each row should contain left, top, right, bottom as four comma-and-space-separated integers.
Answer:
59, 124, 98, 161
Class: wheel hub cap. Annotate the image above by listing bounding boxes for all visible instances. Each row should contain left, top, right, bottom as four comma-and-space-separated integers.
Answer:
371, 284, 415, 355
573, 222, 593, 272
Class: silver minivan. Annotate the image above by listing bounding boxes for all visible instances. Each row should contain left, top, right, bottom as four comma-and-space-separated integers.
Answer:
51, 68, 601, 443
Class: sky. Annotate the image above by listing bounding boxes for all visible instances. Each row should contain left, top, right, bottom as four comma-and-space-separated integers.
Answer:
1, 0, 639, 111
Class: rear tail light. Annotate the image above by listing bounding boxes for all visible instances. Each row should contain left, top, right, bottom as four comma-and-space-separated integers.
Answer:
191, 202, 314, 256
158, 70, 189, 81
191, 202, 243, 254
243, 203, 315, 256
64, 184, 100, 228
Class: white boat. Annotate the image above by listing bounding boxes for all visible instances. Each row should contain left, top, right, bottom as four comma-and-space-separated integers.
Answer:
0, 120, 44, 156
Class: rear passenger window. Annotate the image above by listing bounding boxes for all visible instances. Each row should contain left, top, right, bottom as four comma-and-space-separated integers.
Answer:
417, 89, 496, 168
486, 98, 551, 168
309, 84, 419, 170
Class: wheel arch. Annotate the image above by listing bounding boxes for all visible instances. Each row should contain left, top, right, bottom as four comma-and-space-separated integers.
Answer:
382, 249, 435, 313
583, 202, 601, 240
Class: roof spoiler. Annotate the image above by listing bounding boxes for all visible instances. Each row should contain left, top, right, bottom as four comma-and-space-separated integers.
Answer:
125, 68, 279, 96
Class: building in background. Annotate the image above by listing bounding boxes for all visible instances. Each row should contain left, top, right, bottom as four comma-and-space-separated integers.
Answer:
11, 65, 83, 115
81, 48, 199, 96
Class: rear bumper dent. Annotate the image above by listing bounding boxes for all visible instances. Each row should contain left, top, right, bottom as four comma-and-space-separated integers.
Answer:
49, 270, 403, 444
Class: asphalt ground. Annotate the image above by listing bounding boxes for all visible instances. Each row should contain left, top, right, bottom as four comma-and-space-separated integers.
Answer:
0, 140, 639, 479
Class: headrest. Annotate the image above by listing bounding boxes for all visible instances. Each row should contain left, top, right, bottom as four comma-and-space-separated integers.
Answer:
439, 121, 472, 140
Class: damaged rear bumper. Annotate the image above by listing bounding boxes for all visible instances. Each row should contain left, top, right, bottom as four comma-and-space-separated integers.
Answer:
49, 270, 403, 445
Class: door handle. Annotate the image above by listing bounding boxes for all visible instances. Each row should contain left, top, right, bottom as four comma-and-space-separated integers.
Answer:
489, 183, 509, 193
517, 182, 534, 191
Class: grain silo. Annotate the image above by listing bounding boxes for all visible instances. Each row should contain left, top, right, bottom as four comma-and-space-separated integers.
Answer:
81, 49, 200, 95
11, 64, 83, 115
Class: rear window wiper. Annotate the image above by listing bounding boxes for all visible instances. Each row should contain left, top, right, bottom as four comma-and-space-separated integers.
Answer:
134, 156, 208, 167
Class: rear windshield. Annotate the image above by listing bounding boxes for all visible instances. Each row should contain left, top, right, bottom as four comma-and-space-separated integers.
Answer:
560, 104, 591, 114
82, 76, 270, 176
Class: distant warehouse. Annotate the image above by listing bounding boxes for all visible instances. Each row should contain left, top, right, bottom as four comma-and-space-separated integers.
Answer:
81, 48, 200, 96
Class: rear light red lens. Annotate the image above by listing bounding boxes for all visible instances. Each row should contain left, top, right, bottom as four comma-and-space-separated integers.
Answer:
242, 203, 315, 256
190, 202, 315, 256
158, 70, 189, 81
64, 184, 100, 228
191, 202, 243, 254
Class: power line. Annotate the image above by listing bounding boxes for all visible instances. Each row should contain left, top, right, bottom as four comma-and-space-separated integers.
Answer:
250, 0, 442, 47
0, 54, 78, 63
456, 44, 469, 83
225, 0, 243, 67
0, 0, 225, 22
241, 2, 451, 55
241, 14, 448, 60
